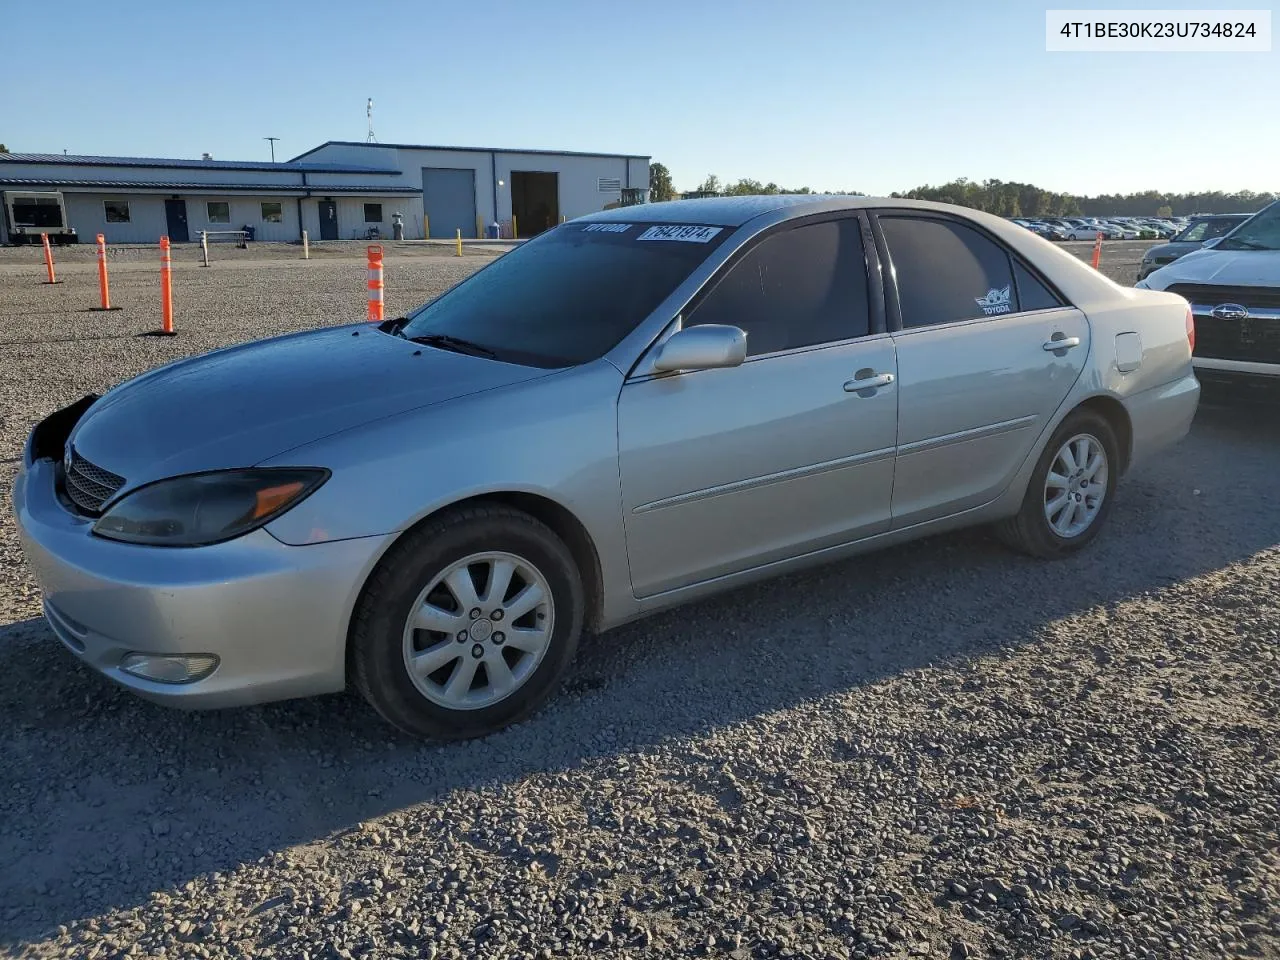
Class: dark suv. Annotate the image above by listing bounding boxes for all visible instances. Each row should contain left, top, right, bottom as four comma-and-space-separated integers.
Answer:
1137, 214, 1251, 281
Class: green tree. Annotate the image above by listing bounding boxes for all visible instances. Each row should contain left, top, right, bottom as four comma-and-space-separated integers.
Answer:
648, 162, 677, 202
696, 174, 722, 195
0, 143, 8, 153
1156, 205, 1173, 218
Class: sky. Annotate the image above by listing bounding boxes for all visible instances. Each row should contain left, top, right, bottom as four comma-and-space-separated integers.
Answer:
2, 0, 1274, 196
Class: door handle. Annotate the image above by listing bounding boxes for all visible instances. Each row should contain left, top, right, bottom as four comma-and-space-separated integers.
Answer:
843, 372, 895, 393
1043, 335, 1081, 351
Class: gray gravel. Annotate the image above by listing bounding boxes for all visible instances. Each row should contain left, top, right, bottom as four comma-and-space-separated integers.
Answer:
1, 242, 1277, 960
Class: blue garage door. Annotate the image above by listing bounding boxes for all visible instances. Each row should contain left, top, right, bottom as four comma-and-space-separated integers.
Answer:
422, 167, 477, 239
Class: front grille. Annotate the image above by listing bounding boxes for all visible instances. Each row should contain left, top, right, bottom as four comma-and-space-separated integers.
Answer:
63, 450, 125, 516
1167, 284, 1280, 364
1167, 284, 1280, 310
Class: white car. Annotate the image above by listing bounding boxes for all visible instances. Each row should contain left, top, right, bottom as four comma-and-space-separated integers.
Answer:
1136, 199, 1280, 402
1066, 223, 1114, 241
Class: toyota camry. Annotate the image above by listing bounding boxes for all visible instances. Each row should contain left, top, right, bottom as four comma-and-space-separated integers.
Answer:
14, 196, 1200, 739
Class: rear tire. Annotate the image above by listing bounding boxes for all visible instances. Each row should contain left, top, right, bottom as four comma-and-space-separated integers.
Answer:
349, 504, 584, 740
996, 409, 1120, 559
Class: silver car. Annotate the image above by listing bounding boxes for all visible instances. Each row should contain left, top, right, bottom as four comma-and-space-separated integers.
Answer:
13, 196, 1200, 739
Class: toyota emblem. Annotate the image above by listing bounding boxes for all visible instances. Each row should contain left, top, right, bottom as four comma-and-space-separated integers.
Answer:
1211, 303, 1249, 321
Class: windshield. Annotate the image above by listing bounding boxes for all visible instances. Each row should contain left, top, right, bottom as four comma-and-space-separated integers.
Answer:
397, 222, 731, 368
1176, 218, 1240, 243
1216, 203, 1280, 251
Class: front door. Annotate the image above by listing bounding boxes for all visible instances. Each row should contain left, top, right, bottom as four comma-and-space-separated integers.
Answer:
618, 216, 898, 598
874, 212, 1089, 527
318, 200, 338, 240
164, 199, 188, 243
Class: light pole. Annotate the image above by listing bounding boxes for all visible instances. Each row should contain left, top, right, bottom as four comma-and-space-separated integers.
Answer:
264, 137, 280, 162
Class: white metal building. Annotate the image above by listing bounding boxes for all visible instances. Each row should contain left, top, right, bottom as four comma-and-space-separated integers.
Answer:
291, 141, 651, 240
0, 141, 650, 244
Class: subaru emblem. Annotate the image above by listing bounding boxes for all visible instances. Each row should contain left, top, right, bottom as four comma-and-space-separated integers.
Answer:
1211, 303, 1249, 321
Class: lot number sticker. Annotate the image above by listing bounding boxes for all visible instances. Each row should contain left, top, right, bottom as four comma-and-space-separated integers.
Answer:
637, 225, 723, 243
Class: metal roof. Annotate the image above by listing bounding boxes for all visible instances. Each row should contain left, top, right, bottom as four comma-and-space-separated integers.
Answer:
290, 140, 650, 163
0, 178, 420, 194
0, 153, 400, 175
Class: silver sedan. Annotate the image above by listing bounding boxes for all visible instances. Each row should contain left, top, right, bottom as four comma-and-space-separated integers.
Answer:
13, 196, 1200, 739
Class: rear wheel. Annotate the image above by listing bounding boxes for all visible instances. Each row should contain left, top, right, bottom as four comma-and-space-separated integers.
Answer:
997, 409, 1119, 559
349, 504, 584, 739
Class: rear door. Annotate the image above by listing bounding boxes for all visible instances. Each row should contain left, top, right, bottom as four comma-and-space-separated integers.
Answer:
617, 214, 898, 597
873, 212, 1088, 528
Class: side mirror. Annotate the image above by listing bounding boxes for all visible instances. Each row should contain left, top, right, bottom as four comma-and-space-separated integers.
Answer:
652, 324, 747, 373
1200, 237, 1222, 249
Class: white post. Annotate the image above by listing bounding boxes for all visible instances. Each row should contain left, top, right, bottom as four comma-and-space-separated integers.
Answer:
302, 230, 310, 260
200, 231, 210, 268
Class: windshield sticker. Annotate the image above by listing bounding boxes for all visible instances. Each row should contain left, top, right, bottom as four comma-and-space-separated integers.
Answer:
582, 223, 632, 233
637, 225, 723, 243
974, 285, 1012, 315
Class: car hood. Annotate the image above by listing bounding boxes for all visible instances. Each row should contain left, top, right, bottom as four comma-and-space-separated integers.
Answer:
1142, 248, 1280, 289
69, 325, 550, 486
1144, 241, 1198, 260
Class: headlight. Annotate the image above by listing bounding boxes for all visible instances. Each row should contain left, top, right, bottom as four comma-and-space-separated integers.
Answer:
92, 468, 329, 546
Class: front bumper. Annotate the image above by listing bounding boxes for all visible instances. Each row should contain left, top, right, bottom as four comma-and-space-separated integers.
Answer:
12, 456, 392, 709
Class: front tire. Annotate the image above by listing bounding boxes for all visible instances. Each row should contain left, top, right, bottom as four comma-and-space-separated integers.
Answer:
349, 504, 584, 740
997, 409, 1120, 559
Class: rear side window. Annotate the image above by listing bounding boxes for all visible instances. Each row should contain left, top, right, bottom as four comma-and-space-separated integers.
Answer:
880, 216, 1018, 328
1013, 261, 1064, 311
687, 218, 870, 356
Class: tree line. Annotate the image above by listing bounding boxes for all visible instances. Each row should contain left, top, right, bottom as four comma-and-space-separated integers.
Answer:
650, 164, 1274, 217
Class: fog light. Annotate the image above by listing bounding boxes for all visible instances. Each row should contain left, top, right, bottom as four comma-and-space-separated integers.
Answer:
119, 653, 219, 684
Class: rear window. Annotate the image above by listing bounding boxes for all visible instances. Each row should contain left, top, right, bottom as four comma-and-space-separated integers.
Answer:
399, 222, 731, 368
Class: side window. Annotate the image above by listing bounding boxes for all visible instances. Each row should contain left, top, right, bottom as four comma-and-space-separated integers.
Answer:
686, 218, 870, 356
880, 216, 1017, 328
1179, 221, 1209, 242
1013, 261, 1064, 311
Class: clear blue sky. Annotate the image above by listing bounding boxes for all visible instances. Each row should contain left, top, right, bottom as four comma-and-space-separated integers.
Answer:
2, 0, 1273, 196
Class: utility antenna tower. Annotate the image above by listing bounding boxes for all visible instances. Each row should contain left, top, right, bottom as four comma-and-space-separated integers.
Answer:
366, 98, 377, 143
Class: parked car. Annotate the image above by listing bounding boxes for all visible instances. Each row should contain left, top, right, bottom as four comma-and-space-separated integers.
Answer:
1021, 219, 1068, 241
1136, 200, 1280, 401
1137, 214, 1252, 280
1066, 222, 1117, 240
14, 196, 1200, 739
1101, 221, 1140, 240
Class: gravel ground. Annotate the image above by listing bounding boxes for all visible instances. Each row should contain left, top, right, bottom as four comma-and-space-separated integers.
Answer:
1, 239, 1277, 960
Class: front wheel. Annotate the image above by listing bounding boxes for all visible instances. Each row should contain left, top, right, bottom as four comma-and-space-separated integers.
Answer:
997, 410, 1120, 559
349, 504, 584, 739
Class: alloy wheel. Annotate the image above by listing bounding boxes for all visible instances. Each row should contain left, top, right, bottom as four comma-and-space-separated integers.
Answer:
401, 551, 554, 710
1044, 433, 1108, 538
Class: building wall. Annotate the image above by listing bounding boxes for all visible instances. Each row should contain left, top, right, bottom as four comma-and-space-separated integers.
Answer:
63, 193, 169, 244
183, 195, 301, 243
301, 144, 652, 234
58, 192, 303, 243
299, 194, 428, 241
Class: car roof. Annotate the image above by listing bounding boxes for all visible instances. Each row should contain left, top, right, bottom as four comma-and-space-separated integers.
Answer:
577, 194, 1126, 310
576, 194, 1017, 228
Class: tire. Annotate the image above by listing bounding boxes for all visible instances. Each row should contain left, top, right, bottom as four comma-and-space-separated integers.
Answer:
349, 504, 584, 740
996, 409, 1120, 559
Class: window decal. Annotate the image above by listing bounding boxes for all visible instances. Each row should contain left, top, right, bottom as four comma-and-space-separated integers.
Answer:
638, 225, 723, 243
974, 285, 1012, 315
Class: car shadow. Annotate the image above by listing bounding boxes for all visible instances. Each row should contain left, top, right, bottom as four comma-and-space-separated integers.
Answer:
1, 402, 1277, 947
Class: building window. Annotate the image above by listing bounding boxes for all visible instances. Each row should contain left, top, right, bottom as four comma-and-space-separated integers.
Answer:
207, 201, 230, 224
597, 177, 622, 192
364, 203, 383, 223
260, 202, 283, 223
104, 201, 131, 223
